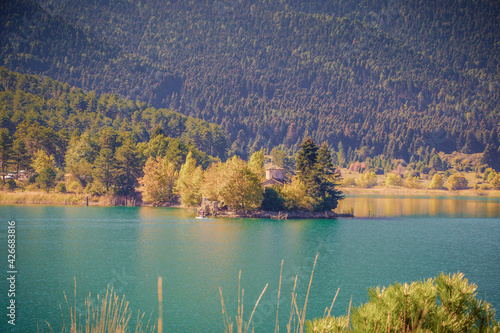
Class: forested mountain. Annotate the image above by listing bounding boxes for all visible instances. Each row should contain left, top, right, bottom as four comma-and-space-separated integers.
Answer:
1, 0, 499, 162
0, 67, 227, 160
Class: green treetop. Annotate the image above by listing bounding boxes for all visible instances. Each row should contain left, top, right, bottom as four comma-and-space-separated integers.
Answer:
295, 138, 343, 211
176, 151, 204, 207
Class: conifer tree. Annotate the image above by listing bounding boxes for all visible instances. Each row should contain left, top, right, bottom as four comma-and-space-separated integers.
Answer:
295, 138, 343, 211
0, 128, 13, 177
114, 138, 141, 195
92, 148, 116, 192
315, 142, 344, 211
482, 144, 499, 170
12, 138, 30, 174
296, 137, 319, 190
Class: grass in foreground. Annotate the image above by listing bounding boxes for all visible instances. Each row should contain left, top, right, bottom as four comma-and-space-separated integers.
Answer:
45, 259, 499, 332
41, 278, 157, 333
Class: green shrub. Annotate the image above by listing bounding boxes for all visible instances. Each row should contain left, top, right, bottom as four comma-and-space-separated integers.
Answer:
356, 172, 377, 188
55, 182, 66, 193
6, 178, 17, 191
67, 181, 83, 193
483, 167, 495, 180
342, 176, 356, 186
307, 272, 500, 333
480, 184, 490, 190
429, 173, 444, 189
385, 173, 403, 186
446, 174, 468, 190
260, 186, 285, 211
404, 175, 421, 189
85, 181, 106, 196
487, 171, 497, 183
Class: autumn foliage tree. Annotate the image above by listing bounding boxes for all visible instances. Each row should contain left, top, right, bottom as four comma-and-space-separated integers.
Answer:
446, 174, 468, 191
201, 156, 263, 211
176, 152, 204, 207
217, 157, 263, 211
140, 156, 179, 206
429, 173, 444, 189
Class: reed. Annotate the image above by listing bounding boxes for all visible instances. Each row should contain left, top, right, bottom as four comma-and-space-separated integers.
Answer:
0, 191, 88, 205
0, 190, 136, 206
219, 270, 269, 333
157, 277, 163, 333
219, 253, 334, 333
41, 279, 156, 333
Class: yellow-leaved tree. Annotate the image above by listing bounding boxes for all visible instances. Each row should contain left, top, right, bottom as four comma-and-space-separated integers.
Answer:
247, 149, 265, 181
200, 161, 224, 202
218, 156, 263, 211
140, 156, 178, 206
176, 152, 204, 207
429, 173, 444, 189
201, 156, 263, 211
281, 176, 315, 211
446, 174, 468, 190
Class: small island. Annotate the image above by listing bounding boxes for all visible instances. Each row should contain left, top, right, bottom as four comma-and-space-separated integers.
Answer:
193, 137, 348, 218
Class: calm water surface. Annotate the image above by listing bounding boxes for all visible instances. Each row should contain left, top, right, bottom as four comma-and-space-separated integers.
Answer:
0, 196, 499, 332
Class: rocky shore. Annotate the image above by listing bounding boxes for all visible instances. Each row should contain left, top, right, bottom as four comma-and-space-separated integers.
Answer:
213, 210, 354, 219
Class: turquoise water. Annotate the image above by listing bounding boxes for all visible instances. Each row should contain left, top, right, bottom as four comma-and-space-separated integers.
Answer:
1, 198, 499, 332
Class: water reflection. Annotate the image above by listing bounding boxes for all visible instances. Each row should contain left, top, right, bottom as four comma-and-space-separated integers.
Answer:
336, 195, 500, 218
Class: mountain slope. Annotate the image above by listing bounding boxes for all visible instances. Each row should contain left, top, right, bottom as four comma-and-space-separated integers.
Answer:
2, 0, 499, 160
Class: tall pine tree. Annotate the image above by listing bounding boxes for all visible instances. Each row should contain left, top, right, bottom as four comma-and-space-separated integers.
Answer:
295, 138, 343, 211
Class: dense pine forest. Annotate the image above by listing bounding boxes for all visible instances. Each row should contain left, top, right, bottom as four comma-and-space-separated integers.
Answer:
1, 0, 499, 161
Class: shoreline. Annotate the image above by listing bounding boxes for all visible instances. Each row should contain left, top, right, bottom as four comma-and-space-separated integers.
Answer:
1, 187, 499, 209
340, 186, 500, 198
213, 210, 354, 219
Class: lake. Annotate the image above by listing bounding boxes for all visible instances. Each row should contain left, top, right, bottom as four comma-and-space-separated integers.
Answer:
1, 196, 499, 332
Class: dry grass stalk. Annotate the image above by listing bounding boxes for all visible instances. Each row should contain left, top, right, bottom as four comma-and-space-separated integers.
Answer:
41, 279, 155, 333
275, 259, 284, 333
158, 277, 163, 333
219, 270, 269, 333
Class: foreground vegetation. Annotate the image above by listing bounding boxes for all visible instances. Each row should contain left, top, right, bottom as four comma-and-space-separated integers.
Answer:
47, 268, 499, 332
307, 272, 500, 332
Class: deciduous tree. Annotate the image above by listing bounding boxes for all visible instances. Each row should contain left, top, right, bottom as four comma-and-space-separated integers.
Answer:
140, 156, 178, 205
218, 157, 263, 211
176, 152, 204, 207
429, 173, 444, 189
446, 174, 468, 191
